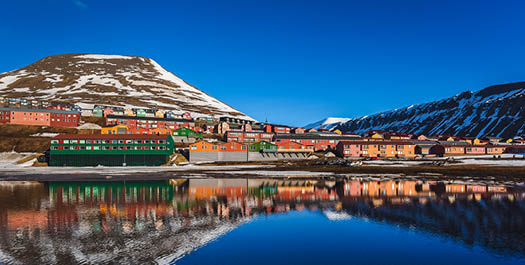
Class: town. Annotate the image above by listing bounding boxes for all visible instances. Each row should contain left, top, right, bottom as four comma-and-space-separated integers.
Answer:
1, 97, 524, 167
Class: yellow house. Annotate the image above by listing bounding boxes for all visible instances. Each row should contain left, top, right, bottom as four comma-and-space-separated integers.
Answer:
155, 110, 165, 118
463, 138, 481, 144
333, 129, 342, 135
371, 133, 383, 139
124, 109, 134, 116
101, 124, 128, 134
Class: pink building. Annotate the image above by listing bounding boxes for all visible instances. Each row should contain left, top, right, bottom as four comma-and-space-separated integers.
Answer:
0, 108, 80, 127
10, 109, 51, 126
465, 146, 486, 155
336, 141, 361, 157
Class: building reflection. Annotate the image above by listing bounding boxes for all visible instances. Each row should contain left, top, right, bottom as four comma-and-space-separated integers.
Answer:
0, 177, 524, 264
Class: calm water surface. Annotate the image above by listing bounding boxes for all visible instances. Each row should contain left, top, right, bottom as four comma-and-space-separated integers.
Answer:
0, 177, 524, 264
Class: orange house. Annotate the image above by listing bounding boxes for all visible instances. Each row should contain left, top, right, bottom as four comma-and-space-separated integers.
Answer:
485, 145, 506, 155
150, 127, 171, 135
359, 141, 415, 158
127, 127, 150, 134
189, 141, 219, 152
219, 141, 247, 152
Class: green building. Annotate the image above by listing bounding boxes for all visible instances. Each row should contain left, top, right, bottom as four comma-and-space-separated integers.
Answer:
135, 109, 146, 117
49, 134, 174, 166
92, 106, 104, 117
248, 141, 278, 152
172, 127, 202, 138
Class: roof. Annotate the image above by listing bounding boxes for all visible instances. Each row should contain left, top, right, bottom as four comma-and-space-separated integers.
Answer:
435, 144, 481, 148
274, 133, 361, 140
53, 134, 170, 140
106, 115, 192, 123
0, 107, 79, 114
338, 140, 417, 145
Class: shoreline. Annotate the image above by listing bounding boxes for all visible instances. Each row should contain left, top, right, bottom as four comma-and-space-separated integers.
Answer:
0, 160, 524, 182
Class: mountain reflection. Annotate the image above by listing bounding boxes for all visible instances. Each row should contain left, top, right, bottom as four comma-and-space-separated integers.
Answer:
0, 177, 524, 264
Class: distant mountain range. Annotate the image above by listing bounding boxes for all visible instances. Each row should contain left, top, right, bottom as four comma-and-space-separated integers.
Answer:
0, 54, 253, 120
305, 82, 525, 138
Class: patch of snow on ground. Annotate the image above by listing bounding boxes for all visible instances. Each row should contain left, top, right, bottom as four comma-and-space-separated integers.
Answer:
77, 123, 101, 130
30, 133, 59, 137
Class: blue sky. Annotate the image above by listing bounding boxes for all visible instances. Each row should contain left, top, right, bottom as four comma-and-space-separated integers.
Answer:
1, 0, 524, 126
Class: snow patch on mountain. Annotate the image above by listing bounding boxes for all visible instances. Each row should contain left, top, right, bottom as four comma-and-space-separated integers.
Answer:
0, 53, 253, 120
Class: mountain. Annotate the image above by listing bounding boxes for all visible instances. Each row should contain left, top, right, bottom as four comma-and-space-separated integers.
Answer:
304, 117, 351, 131
306, 82, 525, 138
0, 54, 253, 120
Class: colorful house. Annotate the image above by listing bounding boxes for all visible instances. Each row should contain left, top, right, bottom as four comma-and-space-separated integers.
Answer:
337, 141, 416, 158
101, 124, 128, 134
429, 144, 468, 156
248, 141, 278, 153
150, 127, 171, 135
485, 145, 506, 155
135, 109, 146, 117
465, 146, 486, 155
172, 127, 203, 143
155, 110, 165, 118
276, 141, 313, 152
182, 112, 192, 120
0, 107, 80, 127
124, 108, 134, 116
336, 141, 361, 157
189, 141, 247, 162
92, 106, 104, 117
274, 133, 361, 151
49, 134, 174, 166
226, 130, 274, 143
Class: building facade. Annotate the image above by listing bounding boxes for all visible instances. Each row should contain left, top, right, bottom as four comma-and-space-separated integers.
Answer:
106, 115, 195, 130
0, 108, 80, 127
49, 134, 174, 166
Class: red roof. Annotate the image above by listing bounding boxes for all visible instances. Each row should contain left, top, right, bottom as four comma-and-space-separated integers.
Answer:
53, 134, 170, 140
338, 140, 416, 145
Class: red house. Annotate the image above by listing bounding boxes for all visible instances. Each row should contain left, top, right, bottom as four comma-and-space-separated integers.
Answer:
0, 109, 10, 124
226, 131, 274, 143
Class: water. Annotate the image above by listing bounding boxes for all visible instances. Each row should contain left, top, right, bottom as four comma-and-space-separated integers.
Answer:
0, 177, 524, 264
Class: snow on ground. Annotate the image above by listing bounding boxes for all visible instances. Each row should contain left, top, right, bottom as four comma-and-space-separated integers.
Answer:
0, 152, 38, 168
458, 159, 525, 166
77, 123, 101, 130
0, 163, 274, 175
30, 133, 60, 137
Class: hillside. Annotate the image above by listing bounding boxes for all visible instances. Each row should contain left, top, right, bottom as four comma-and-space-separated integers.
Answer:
0, 54, 253, 120
306, 82, 525, 138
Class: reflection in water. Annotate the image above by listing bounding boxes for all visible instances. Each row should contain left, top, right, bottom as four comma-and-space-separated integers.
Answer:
0, 178, 524, 264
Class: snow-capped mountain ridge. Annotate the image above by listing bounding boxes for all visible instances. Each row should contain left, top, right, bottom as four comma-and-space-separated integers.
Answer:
307, 82, 525, 138
0, 53, 253, 120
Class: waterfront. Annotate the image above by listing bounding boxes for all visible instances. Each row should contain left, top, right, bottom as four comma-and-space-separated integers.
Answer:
0, 176, 524, 264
